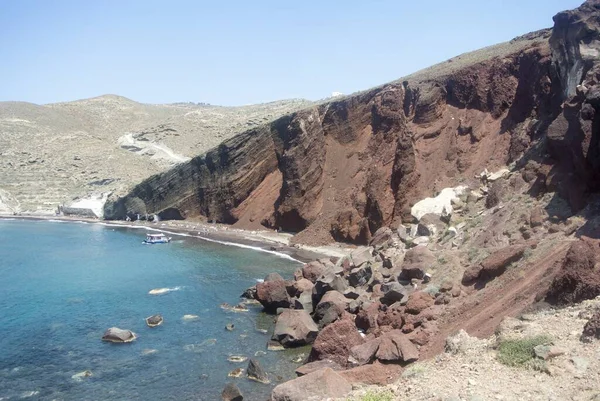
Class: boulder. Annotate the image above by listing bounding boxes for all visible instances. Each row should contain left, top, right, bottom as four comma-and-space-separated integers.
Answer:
405, 292, 434, 315
376, 308, 404, 329
270, 368, 352, 401
348, 264, 373, 287
256, 280, 291, 313
399, 246, 435, 280
314, 291, 349, 328
101, 327, 136, 343
355, 302, 380, 332
380, 282, 409, 304
581, 310, 600, 341
302, 261, 327, 283
246, 359, 269, 384
375, 330, 419, 363
309, 318, 364, 366
241, 286, 257, 299
312, 273, 347, 304
369, 227, 393, 247
221, 383, 243, 401
272, 309, 319, 347
529, 207, 545, 228
295, 359, 343, 376
350, 247, 373, 267
265, 272, 284, 282
480, 245, 526, 279
293, 278, 314, 296
338, 362, 402, 386
294, 291, 314, 313
145, 314, 163, 327
348, 337, 381, 367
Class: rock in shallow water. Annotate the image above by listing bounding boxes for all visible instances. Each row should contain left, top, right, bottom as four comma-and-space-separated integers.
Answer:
145, 314, 163, 327
101, 327, 136, 343
221, 382, 244, 400
246, 359, 269, 384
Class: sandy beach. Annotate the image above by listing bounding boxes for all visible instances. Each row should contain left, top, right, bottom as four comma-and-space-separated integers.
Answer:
0, 214, 355, 263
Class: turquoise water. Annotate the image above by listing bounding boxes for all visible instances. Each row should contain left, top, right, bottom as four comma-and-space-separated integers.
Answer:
0, 220, 305, 400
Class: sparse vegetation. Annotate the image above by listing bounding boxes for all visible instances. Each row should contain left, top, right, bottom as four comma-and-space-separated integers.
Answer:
497, 335, 551, 367
354, 390, 394, 401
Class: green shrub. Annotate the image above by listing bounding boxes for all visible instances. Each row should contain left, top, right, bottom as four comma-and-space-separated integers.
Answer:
497, 335, 551, 367
356, 390, 394, 401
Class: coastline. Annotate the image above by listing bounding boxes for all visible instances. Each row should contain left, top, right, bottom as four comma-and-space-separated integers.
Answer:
0, 214, 354, 263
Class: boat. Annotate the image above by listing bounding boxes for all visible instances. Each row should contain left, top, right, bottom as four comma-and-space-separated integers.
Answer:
143, 233, 172, 244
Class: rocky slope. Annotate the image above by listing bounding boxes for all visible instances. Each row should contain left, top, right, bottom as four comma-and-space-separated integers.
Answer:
0, 96, 311, 214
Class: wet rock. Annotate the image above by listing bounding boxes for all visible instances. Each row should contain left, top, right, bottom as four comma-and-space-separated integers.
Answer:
71, 370, 92, 381
400, 246, 435, 280
256, 280, 291, 313
267, 341, 285, 351
273, 309, 319, 347
405, 292, 434, 314
271, 368, 352, 401
145, 314, 163, 327
375, 330, 419, 363
309, 318, 364, 366
348, 337, 381, 367
380, 282, 409, 304
226, 323, 235, 331
227, 355, 247, 363
101, 327, 136, 343
314, 291, 349, 328
246, 359, 269, 383
295, 359, 343, 376
241, 286, 257, 299
222, 382, 243, 401
348, 264, 373, 287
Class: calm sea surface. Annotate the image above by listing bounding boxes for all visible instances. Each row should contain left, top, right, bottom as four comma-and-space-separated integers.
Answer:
0, 220, 306, 400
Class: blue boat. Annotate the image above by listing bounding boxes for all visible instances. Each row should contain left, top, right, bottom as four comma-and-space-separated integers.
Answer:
143, 233, 172, 244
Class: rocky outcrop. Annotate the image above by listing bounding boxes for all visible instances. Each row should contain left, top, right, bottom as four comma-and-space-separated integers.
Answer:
101, 327, 136, 343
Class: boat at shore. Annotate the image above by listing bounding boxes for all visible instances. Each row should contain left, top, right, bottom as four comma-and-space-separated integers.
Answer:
143, 233, 171, 244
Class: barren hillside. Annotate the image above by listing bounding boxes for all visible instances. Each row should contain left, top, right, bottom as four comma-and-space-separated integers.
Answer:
0, 95, 311, 214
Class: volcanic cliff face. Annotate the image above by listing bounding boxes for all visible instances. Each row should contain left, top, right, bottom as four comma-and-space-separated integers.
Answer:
106, 0, 600, 245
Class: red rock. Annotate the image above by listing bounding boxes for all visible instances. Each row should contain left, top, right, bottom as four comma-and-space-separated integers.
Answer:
348, 337, 381, 367
293, 278, 314, 296
271, 368, 352, 401
375, 330, 419, 363
272, 309, 319, 347
338, 362, 402, 386
308, 318, 365, 367
400, 246, 435, 280
480, 245, 526, 278
295, 359, 343, 376
302, 261, 327, 283
405, 292, 434, 315
256, 280, 291, 313
376, 308, 404, 329
355, 302, 380, 332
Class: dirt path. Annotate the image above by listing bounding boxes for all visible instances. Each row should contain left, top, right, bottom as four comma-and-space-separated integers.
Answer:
423, 240, 572, 357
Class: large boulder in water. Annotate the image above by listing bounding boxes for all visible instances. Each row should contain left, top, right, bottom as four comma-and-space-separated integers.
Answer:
102, 327, 136, 343
270, 368, 352, 401
145, 314, 163, 327
256, 280, 291, 313
247, 359, 269, 384
272, 309, 319, 347
221, 382, 243, 401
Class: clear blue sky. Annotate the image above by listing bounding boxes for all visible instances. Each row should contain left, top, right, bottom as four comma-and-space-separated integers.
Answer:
0, 0, 583, 106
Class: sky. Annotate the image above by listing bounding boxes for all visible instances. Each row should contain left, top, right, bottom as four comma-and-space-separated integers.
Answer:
0, 0, 584, 106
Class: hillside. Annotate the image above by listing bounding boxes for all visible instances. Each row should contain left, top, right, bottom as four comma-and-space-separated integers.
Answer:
0, 95, 311, 214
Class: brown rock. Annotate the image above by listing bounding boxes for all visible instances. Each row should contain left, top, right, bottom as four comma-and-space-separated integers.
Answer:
376, 308, 404, 329
271, 368, 352, 401
221, 383, 243, 401
293, 278, 314, 296
348, 337, 381, 367
272, 309, 319, 347
302, 261, 327, 283
256, 280, 292, 313
545, 239, 600, 305
370, 227, 393, 247
295, 360, 343, 376
405, 292, 434, 314
314, 290, 349, 328
338, 362, 402, 386
400, 246, 435, 280
463, 245, 526, 284
308, 318, 365, 366
530, 207, 545, 228
355, 301, 380, 332
375, 330, 419, 363
582, 310, 600, 340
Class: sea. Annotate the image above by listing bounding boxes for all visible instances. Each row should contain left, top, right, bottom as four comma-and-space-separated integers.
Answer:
0, 219, 308, 400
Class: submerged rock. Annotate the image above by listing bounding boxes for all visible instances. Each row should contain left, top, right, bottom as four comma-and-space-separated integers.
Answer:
182, 314, 199, 321
71, 370, 92, 382
228, 355, 247, 363
145, 314, 163, 327
101, 327, 136, 343
228, 368, 244, 378
222, 382, 244, 401
246, 359, 269, 383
